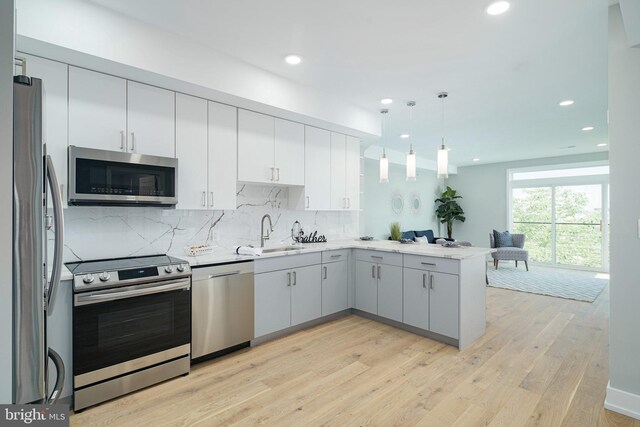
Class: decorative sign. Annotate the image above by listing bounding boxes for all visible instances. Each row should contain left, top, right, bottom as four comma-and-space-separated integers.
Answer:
294, 230, 327, 244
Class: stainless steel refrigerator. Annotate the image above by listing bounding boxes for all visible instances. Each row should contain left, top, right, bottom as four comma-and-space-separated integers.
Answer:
13, 75, 65, 404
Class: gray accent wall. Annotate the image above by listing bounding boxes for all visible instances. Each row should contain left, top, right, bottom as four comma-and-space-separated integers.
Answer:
362, 158, 440, 240
608, 3, 640, 401
446, 152, 609, 247
0, 0, 15, 404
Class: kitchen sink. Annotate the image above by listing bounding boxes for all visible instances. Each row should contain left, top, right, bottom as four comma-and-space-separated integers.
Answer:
262, 246, 306, 254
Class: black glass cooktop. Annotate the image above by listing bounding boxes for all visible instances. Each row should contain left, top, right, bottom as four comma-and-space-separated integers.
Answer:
65, 254, 186, 275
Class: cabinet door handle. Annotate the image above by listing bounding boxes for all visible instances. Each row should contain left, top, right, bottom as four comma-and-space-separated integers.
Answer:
421, 262, 436, 267
130, 132, 136, 151
371, 265, 376, 278
120, 130, 125, 151
292, 271, 297, 286
371, 255, 383, 260
306, 196, 310, 209
423, 273, 426, 289
347, 198, 351, 209
330, 254, 341, 259
323, 266, 327, 280
276, 168, 280, 182
201, 191, 206, 207
209, 192, 214, 207
429, 274, 434, 290
287, 272, 291, 286
270, 167, 275, 181
377, 266, 381, 279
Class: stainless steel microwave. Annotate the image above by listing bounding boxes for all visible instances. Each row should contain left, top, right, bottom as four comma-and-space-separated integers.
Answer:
68, 146, 178, 206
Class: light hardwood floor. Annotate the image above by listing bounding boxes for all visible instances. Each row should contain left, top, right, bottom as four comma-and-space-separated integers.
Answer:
71, 285, 640, 426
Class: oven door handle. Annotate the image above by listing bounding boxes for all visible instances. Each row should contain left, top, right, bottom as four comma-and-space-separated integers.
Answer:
74, 280, 190, 306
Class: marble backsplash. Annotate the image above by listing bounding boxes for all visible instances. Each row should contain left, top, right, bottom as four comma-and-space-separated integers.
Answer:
56, 184, 359, 262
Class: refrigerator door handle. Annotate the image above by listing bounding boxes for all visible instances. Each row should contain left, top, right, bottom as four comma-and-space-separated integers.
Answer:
46, 155, 64, 315
46, 348, 65, 404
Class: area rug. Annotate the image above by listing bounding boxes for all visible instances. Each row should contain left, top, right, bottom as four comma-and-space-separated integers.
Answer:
487, 264, 608, 302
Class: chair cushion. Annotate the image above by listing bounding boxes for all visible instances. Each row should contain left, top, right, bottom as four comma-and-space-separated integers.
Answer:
415, 230, 435, 243
493, 230, 513, 248
402, 231, 417, 240
491, 247, 529, 261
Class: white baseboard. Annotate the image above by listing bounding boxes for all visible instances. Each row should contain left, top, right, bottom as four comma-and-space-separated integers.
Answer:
605, 382, 640, 421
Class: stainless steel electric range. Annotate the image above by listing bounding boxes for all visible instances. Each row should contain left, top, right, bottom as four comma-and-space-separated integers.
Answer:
66, 255, 191, 411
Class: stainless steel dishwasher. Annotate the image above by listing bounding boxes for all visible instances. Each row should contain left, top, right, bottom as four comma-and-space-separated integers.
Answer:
191, 261, 254, 361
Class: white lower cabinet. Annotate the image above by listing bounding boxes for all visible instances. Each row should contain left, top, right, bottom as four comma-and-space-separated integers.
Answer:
403, 268, 430, 330
403, 268, 459, 339
377, 264, 403, 322
290, 265, 322, 326
429, 272, 459, 339
355, 260, 377, 314
254, 261, 321, 338
355, 260, 402, 321
254, 269, 292, 337
321, 260, 348, 316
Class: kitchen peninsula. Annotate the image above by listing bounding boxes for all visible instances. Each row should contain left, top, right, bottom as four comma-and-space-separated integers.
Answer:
180, 240, 492, 350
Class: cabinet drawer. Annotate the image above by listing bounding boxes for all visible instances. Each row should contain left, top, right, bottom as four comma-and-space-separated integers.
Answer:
254, 252, 322, 274
322, 249, 350, 264
403, 254, 459, 275
355, 249, 402, 267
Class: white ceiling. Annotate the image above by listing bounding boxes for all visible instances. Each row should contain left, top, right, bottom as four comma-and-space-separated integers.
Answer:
87, 0, 609, 167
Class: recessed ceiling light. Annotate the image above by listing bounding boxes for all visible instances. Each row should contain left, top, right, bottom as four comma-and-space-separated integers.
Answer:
597, 143, 607, 147
284, 55, 302, 65
559, 99, 575, 106
582, 126, 595, 131
400, 134, 410, 139
472, 158, 480, 162
380, 98, 393, 105
486, 1, 510, 15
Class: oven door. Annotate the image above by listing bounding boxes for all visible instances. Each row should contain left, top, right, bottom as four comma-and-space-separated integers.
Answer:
68, 145, 178, 206
73, 279, 190, 387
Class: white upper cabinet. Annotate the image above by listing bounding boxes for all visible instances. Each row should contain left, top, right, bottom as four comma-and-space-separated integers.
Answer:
176, 93, 208, 210
274, 118, 304, 185
69, 66, 127, 152
330, 132, 347, 210
22, 54, 69, 208
345, 136, 361, 210
208, 101, 237, 210
126, 81, 175, 158
176, 96, 237, 211
69, 68, 175, 157
238, 109, 305, 185
289, 126, 331, 211
237, 109, 274, 183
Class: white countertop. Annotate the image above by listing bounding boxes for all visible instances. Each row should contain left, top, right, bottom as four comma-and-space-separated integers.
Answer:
175, 239, 495, 268
58, 240, 494, 281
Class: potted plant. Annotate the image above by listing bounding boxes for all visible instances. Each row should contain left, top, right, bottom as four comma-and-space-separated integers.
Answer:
434, 186, 466, 239
389, 222, 402, 241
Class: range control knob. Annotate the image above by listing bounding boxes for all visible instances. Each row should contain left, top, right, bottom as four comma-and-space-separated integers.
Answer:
176, 264, 187, 273
164, 265, 175, 274
82, 274, 95, 284
99, 272, 111, 282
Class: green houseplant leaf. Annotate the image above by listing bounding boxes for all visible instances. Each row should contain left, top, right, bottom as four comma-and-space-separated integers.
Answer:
434, 186, 466, 239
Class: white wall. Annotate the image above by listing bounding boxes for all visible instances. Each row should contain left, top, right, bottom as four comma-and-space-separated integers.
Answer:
362, 159, 441, 240
14, 0, 379, 140
606, 4, 640, 420
446, 152, 609, 247
0, 0, 15, 404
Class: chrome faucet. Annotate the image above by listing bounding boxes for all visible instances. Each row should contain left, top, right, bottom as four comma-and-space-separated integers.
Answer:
260, 214, 274, 247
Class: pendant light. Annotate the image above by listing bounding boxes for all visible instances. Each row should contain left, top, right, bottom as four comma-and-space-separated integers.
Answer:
406, 101, 417, 181
437, 92, 449, 179
379, 109, 389, 183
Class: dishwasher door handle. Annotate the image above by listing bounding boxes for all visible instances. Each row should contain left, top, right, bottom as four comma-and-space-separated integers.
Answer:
207, 271, 241, 279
